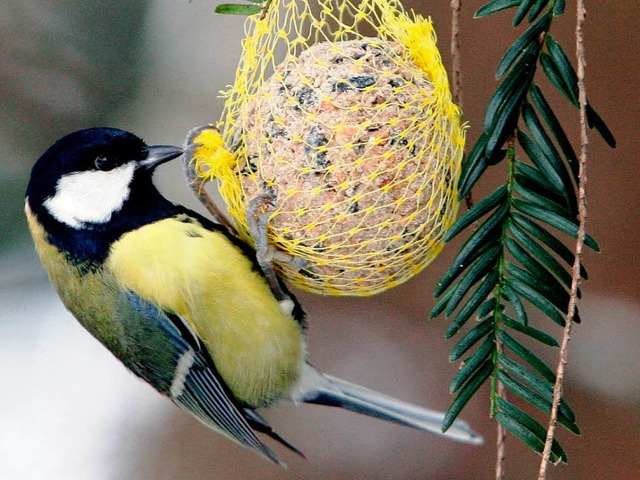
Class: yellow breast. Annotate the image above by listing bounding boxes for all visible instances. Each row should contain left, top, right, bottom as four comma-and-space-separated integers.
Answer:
106, 217, 304, 406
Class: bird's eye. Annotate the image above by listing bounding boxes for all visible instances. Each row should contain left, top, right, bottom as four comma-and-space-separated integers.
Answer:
94, 155, 114, 171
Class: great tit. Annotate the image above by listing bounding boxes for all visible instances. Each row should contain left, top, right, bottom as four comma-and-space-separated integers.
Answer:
25, 127, 482, 466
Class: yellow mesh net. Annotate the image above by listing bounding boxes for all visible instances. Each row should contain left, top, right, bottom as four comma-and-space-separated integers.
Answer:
192, 0, 465, 296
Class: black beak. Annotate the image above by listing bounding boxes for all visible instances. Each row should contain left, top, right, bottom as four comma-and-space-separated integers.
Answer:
139, 145, 183, 170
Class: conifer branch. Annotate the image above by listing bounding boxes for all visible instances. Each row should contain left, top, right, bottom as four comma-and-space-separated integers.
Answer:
538, 1, 589, 476
436, 0, 613, 470
451, 0, 474, 209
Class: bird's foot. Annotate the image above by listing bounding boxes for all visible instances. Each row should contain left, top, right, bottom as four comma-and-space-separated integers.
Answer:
182, 125, 236, 233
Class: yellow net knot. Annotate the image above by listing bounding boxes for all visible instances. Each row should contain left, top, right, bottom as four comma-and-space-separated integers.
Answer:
191, 128, 236, 181
197, 0, 465, 296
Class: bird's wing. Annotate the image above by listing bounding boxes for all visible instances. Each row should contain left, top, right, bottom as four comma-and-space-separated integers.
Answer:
122, 290, 286, 466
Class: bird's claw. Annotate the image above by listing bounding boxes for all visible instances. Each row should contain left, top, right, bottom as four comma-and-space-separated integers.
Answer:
246, 193, 292, 301
182, 125, 236, 233
182, 124, 218, 183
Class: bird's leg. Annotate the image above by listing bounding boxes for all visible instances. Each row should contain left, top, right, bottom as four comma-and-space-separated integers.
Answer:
246, 193, 292, 301
182, 125, 237, 235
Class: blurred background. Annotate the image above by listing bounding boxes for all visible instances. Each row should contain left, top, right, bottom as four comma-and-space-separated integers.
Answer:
1, 1, 638, 479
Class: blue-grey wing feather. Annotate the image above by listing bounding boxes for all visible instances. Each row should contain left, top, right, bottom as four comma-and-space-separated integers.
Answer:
121, 290, 283, 465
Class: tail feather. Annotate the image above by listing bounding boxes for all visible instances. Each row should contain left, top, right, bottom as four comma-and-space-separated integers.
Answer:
243, 408, 306, 458
296, 365, 483, 446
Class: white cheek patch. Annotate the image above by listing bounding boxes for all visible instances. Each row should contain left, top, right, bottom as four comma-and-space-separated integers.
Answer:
44, 163, 136, 228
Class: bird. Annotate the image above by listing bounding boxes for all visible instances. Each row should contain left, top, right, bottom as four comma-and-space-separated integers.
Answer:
25, 127, 482, 466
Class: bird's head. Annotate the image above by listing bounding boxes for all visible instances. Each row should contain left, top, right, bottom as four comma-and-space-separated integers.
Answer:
26, 128, 183, 229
